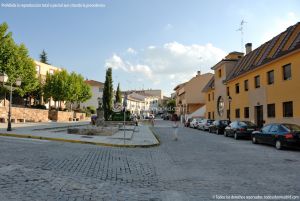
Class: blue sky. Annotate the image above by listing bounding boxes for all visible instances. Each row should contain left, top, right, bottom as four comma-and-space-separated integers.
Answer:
1, 0, 300, 96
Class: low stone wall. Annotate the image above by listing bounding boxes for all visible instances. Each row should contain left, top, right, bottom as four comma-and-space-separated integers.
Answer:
0, 106, 48, 123
75, 112, 86, 121
49, 110, 74, 122
0, 107, 88, 123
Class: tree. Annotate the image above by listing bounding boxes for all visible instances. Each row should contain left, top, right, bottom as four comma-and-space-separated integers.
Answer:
66, 72, 92, 110
0, 22, 39, 98
43, 70, 92, 110
39, 49, 49, 64
115, 83, 122, 103
102, 68, 113, 120
166, 99, 176, 114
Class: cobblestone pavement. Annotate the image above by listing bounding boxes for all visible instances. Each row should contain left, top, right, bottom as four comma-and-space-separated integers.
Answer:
0, 120, 299, 201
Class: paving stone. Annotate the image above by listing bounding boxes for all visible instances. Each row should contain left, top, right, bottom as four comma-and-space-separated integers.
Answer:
0, 120, 299, 200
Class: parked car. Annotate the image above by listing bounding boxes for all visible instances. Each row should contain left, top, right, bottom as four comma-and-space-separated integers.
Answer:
224, 121, 258, 140
162, 114, 170, 120
208, 120, 231, 134
184, 118, 193, 127
198, 119, 214, 131
251, 123, 300, 150
190, 118, 203, 129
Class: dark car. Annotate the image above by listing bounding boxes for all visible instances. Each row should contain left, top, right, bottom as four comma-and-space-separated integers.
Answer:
184, 118, 193, 127
224, 121, 258, 140
162, 114, 170, 120
251, 123, 300, 150
208, 120, 231, 134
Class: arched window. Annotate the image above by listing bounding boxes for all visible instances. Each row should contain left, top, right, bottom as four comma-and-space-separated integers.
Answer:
217, 96, 224, 116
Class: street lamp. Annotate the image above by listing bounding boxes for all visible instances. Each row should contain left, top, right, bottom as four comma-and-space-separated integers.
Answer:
228, 96, 232, 121
0, 73, 21, 131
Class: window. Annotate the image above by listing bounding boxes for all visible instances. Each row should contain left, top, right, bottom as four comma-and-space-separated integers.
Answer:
212, 92, 214, 101
235, 109, 240, 118
227, 87, 230, 96
217, 96, 224, 116
267, 104, 275, 118
267, 70, 274, 85
208, 94, 211, 101
261, 125, 272, 133
218, 69, 222, 78
99, 88, 103, 92
208, 112, 211, 119
235, 83, 240, 94
244, 107, 249, 118
283, 64, 291, 80
36, 65, 40, 74
244, 80, 249, 91
270, 125, 280, 133
283, 101, 293, 117
212, 112, 215, 120
254, 75, 260, 88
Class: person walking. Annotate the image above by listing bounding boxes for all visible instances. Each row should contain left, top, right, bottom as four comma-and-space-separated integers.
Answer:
172, 114, 179, 141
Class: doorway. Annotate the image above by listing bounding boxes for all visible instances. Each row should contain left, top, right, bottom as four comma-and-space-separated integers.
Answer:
255, 105, 264, 128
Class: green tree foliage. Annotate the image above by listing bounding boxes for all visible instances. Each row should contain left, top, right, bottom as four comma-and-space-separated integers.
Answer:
115, 83, 122, 103
167, 99, 176, 114
102, 68, 113, 120
43, 70, 91, 110
0, 22, 38, 97
39, 49, 49, 64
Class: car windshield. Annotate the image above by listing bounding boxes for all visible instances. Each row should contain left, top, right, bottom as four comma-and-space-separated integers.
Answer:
282, 124, 300, 132
220, 120, 229, 125
239, 121, 256, 127
207, 120, 213, 123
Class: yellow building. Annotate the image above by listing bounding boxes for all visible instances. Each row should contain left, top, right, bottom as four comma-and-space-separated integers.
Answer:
204, 22, 300, 127
35, 60, 62, 83
174, 71, 213, 119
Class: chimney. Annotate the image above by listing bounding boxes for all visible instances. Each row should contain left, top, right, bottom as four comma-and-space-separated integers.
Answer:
245, 43, 252, 54
197, 71, 201, 76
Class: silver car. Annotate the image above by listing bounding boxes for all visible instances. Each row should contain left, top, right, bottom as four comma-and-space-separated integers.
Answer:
198, 119, 214, 131
190, 118, 203, 129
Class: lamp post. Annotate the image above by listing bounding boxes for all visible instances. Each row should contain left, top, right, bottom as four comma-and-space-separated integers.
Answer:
0, 73, 21, 131
228, 96, 232, 121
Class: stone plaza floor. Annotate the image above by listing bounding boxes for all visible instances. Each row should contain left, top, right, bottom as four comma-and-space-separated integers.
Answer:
0, 119, 299, 200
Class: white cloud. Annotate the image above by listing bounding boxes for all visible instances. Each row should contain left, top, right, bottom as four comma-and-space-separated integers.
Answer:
126, 47, 137, 54
261, 12, 299, 43
105, 54, 153, 80
105, 41, 226, 95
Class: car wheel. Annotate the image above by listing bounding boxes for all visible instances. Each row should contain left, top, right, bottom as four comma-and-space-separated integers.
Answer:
234, 132, 239, 140
252, 136, 257, 144
224, 131, 228, 137
216, 129, 219, 135
275, 140, 283, 150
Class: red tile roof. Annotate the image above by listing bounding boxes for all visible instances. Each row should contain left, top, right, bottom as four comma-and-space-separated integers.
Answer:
85, 80, 104, 87
226, 22, 300, 82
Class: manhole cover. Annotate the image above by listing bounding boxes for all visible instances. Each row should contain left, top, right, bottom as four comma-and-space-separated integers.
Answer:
81, 136, 94, 138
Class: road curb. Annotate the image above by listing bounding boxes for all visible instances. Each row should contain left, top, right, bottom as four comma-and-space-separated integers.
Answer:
0, 132, 160, 148
149, 126, 161, 146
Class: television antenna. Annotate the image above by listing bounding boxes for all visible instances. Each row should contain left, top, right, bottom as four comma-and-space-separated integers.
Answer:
236, 19, 247, 52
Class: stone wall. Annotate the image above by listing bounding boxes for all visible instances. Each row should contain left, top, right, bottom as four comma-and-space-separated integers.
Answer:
48, 110, 74, 122
0, 106, 88, 123
0, 106, 49, 123
75, 112, 87, 120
